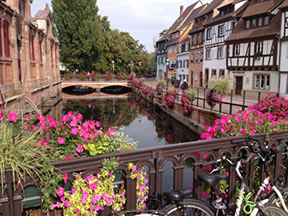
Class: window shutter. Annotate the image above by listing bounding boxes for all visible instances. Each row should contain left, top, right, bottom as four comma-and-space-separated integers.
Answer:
39, 40, 42, 63
4, 21, 9, 57
223, 24, 226, 36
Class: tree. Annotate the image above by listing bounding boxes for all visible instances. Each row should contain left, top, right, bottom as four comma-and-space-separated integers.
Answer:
52, 0, 104, 72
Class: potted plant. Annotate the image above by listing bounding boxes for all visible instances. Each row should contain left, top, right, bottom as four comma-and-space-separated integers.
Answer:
91, 72, 100, 81
156, 80, 166, 96
79, 72, 88, 81
104, 72, 114, 81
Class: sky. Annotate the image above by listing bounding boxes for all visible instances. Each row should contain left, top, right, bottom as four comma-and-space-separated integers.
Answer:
31, 0, 209, 53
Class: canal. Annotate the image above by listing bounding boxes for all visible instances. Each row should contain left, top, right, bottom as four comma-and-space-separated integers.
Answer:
61, 91, 199, 192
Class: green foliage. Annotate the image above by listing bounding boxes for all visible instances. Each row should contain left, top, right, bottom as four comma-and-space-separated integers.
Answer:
157, 80, 166, 88
210, 78, 231, 97
0, 119, 44, 192
185, 89, 197, 101
52, 0, 104, 72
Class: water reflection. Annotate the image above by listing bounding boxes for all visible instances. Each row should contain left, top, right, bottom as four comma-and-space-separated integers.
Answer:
62, 92, 199, 149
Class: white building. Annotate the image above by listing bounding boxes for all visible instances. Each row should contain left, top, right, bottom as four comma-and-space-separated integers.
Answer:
225, 0, 282, 97
177, 38, 190, 81
202, 0, 248, 88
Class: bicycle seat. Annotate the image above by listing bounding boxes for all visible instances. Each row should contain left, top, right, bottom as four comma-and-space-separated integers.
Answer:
163, 188, 193, 203
163, 191, 182, 203
198, 173, 228, 187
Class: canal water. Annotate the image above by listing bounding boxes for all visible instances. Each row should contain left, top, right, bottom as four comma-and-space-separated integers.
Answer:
61, 92, 198, 193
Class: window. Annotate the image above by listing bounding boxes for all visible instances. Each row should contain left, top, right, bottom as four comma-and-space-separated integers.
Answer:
4, 20, 9, 57
264, 16, 269, 25
212, 69, 217, 77
181, 43, 185, 52
246, 20, 250, 29
258, 17, 263, 27
186, 60, 189, 67
179, 60, 182, 68
207, 49, 212, 59
255, 74, 270, 89
197, 33, 201, 43
218, 25, 224, 37
39, 39, 42, 63
207, 28, 212, 39
218, 47, 224, 58
30, 33, 35, 61
252, 19, 257, 28
234, 44, 240, 56
256, 42, 263, 53
220, 69, 225, 77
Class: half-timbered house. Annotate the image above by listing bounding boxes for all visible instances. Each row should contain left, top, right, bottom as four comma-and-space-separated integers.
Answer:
188, 0, 222, 88
202, 0, 249, 87
225, 0, 283, 96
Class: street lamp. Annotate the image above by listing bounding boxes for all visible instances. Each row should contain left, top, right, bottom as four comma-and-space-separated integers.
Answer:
138, 61, 141, 74
112, 60, 115, 74
166, 58, 170, 81
128, 61, 134, 73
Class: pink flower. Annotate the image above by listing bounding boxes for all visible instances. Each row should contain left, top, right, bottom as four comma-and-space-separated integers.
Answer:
7, 112, 18, 122
82, 192, 89, 199
139, 184, 146, 192
63, 173, 68, 184
65, 156, 72, 160
239, 127, 246, 135
0, 109, 4, 119
62, 115, 69, 122
136, 174, 141, 180
29, 126, 36, 131
94, 194, 101, 201
60, 196, 65, 202
71, 128, 79, 135
76, 113, 83, 121
70, 120, 78, 127
95, 121, 100, 127
76, 145, 84, 153
40, 121, 47, 127
71, 188, 76, 194
24, 114, 31, 121
75, 209, 80, 214
58, 137, 65, 145
254, 120, 259, 125
56, 187, 65, 197
102, 192, 107, 199
64, 201, 72, 207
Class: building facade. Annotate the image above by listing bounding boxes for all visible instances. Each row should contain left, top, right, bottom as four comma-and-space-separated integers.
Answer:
226, 0, 283, 97
202, 0, 248, 87
0, 0, 61, 111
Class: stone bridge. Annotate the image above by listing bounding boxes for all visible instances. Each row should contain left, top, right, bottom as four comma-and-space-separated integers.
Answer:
61, 80, 131, 92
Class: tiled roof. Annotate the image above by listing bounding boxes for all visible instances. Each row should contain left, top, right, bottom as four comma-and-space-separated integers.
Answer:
205, 0, 249, 27
179, 4, 207, 31
196, 0, 224, 17
35, 10, 50, 18
279, 0, 288, 9
241, 0, 284, 18
226, 5, 282, 41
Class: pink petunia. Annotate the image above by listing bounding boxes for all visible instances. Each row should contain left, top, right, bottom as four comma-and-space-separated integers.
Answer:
70, 120, 78, 127
71, 128, 79, 135
76, 145, 84, 153
65, 156, 72, 160
7, 112, 18, 122
29, 126, 36, 131
56, 187, 65, 197
63, 173, 68, 184
58, 137, 65, 145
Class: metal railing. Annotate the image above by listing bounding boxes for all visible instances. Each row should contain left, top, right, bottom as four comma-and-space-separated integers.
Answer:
0, 131, 288, 216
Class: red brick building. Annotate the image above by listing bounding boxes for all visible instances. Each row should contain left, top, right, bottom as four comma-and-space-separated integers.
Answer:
0, 0, 61, 111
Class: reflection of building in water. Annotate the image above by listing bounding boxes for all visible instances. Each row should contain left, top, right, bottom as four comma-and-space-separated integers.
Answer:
0, 1, 61, 111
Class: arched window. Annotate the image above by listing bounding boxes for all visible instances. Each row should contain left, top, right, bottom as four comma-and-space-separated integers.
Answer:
30, 32, 35, 61
39, 38, 42, 63
4, 20, 9, 57
51, 44, 53, 64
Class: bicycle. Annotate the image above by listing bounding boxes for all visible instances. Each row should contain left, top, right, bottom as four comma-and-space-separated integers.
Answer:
116, 137, 287, 215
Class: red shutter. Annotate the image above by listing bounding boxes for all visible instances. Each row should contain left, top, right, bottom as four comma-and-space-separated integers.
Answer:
4, 21, 9, 57
39, 39, 42, 63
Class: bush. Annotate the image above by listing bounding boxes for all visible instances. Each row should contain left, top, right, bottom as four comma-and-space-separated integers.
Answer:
157, 80, 166, 88
209, 78, 231, 97
91, 73, 100, 81
79, 73, 88, 81
104, 72, 114, 81
185, 89, 197, 101
117, 73, 127, 80
63, 72, 74, 80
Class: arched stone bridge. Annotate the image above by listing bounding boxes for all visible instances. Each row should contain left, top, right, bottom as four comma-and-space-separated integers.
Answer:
61, 80, 131, 92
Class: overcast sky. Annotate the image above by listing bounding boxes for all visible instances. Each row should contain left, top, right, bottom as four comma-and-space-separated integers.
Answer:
31, 0, 209, 53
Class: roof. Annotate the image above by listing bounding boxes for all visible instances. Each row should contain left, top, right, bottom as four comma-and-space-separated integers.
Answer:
35, 10, 50, 18
241, 0, 284, 18
279, 0, 288, 9
196, 0, 224, 17
157, 1, 199, 44
179, 4, 207, 31
226, 5, 282, 41
205, 0, 249, 27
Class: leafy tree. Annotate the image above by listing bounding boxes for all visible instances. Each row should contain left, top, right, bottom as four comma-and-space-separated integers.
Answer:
52, 0, 104, 72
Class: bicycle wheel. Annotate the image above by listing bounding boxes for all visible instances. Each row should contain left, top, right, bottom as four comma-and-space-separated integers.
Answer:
268, 186, 288, 212
162, 199, 214, 216
256, 204, 287, 216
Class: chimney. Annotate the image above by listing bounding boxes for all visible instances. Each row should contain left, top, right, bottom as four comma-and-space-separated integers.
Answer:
180, 5, 184, 16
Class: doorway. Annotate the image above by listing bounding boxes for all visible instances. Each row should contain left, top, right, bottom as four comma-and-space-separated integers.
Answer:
205, 69, 209, 88
200, 71, 203, 87
190, 71, 193, 86
235, 76, 243, 95
159, 70, 162, 80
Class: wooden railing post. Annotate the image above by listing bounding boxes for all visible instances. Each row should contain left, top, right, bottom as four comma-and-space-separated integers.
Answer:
193, 165, 202, 199
126, 175, 137, 210
173, 165, 184, 191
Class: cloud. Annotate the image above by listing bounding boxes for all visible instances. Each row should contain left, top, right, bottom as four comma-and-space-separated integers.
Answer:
31, 0, 210, 52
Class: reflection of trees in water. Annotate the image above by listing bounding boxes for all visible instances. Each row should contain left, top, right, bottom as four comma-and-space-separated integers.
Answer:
62, 99, 138, 131
129, 93, 199, 144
